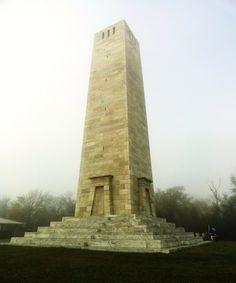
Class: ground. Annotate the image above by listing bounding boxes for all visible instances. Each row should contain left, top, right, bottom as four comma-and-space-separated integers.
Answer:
0, 241, 235, 283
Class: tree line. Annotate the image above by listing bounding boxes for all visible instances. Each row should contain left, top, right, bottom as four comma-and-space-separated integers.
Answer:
0, 191, 75, 231
0, 174, 235, 239
155, 175, 236, 240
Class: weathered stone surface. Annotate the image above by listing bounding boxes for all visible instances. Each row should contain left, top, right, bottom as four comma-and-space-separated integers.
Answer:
10, 215, 203, 253
75, 20, 155, 217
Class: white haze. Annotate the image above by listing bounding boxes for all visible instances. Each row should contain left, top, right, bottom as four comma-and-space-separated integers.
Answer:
0, 0, 236, 199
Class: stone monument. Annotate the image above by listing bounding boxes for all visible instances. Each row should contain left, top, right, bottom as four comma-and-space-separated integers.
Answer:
11, 21, 203, 252
75, 20, 155, 218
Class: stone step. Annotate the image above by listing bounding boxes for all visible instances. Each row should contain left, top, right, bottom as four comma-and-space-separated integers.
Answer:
175, 232, 196, 238
12, 233, 185, 251
180, 239, 202, 246
50, 222, 105, 229
147, 238, 181, 249
50, 222, 148, 233
41, 227, 99, 234
37, 227, 50, 232
35, 229, 197, 242
24, 232, 38, 238
10, 215, 205, 253
148, 221, 175, 228
34, 224, 192, 240
10, 237, 85, 248
174, 227, 186, 233
152, 228, 176, 235
11, 234, 203, 253
153, 234, 182, 240
164, 239, 181, 248
153, 233, 200, 242
11, 236, 169, 252
26, 226, 156, 237
52, 217, 174, 233
11, 236, 145, 247
149, 224, 176, 233
135, 217, 167, 225
62, 215, 138, 223
61, 216, 168, 229
25, 231, 155, 240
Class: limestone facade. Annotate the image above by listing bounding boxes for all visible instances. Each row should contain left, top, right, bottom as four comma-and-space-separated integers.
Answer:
75, 21, 155, 217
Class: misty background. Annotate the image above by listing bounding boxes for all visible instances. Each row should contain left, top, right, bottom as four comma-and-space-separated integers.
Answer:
0, 0, 235, 199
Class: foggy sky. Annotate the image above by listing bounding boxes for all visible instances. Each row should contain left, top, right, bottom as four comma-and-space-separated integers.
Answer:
0, 0, 236, 199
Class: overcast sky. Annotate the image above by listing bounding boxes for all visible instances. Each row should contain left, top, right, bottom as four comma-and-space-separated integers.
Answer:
0, 0, 235, 199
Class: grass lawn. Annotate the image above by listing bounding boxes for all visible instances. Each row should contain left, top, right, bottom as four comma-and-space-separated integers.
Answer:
0, 241, 236, 283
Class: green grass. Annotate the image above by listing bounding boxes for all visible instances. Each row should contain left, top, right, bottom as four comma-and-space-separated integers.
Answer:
0, 242, 236, 283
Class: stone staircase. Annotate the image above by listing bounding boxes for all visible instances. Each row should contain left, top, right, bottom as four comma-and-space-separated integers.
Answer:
10, 215, 204, 253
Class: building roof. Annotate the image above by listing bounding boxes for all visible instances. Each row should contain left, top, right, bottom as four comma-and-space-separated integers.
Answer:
0, 217, 24, 225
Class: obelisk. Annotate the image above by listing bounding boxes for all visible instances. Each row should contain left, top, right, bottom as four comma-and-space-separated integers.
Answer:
75, 20, 155, 217
11, 21, 204, 252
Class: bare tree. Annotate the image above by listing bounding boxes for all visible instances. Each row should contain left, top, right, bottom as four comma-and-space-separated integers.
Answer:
0, 197, 11, 218
8, 190, 50, 230
209, 178, 221, 214
8, 190, 75, 231
230, 175, 236, 194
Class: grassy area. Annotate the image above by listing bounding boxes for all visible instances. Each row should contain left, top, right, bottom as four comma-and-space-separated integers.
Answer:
0, 242, 236, 283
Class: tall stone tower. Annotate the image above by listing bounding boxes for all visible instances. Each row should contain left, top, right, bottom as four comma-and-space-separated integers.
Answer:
75, 20, 155, 217
11, 21, 203, 252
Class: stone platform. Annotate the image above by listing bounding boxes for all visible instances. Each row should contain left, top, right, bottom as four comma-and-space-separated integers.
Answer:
10, 215, 204, 253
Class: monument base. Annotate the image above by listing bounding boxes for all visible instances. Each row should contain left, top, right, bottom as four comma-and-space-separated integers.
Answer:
10, 215, 204, 253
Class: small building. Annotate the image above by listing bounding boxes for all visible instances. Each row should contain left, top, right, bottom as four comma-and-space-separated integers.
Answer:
0, 217, 25, 239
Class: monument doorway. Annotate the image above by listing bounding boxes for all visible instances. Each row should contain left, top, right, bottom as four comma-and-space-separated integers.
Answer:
88, 175, 113, 217
145, 188, 153, 216
91, 186, 104, 216
138, 177, 155, 216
